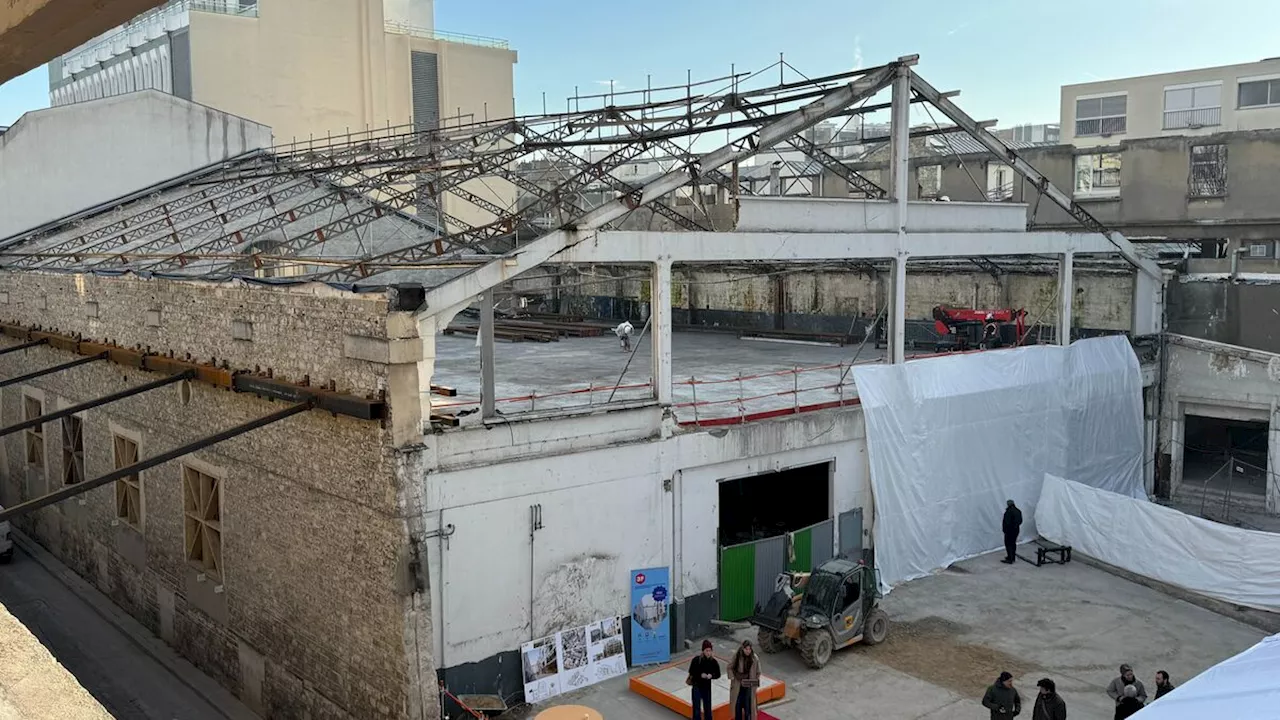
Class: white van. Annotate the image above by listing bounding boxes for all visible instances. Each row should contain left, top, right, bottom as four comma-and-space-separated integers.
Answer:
0, 506, 12, 563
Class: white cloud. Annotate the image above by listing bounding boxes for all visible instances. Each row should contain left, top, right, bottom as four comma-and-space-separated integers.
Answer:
853, 35, 863, 71
594, 80, 626, 90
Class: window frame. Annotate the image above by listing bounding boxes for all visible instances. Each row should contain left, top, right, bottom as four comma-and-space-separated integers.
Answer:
1074, 93, 1128, 137
1238, 75, 1280, 109
60, 413, 85, 485
23, 394, 44, 469
1074, 152, 1123, 198
1163, 82, 1223, 130
182, 464, 223, 581
1188, 143, 1228, 198
112, 432, 143, 531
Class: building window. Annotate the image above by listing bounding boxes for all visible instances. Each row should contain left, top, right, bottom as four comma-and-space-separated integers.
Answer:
1164, 84, 1222, 129
1074, 153, 1122, 196
918, 165, 941, 199
1238, 77, 1280, 109
988, 163, 1013, 201
1247, 241, 1275, 258
23, 396, 43, 468
1189, 144, 1228, 197
182, 465, 222, 580
1075, 95, 1127, 137
61, 416, 84, 485
113, 435, 142, 530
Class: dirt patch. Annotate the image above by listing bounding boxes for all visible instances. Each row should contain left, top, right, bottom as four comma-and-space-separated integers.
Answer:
867, 616, 1036, 698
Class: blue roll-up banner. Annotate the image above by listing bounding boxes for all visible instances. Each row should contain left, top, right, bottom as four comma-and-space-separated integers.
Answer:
628, 567, 671, 666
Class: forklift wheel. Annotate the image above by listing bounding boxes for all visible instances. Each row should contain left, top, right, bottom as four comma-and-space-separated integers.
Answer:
799, 629, 833, 669
757, 628, 787, 654
863, 608, 889, 646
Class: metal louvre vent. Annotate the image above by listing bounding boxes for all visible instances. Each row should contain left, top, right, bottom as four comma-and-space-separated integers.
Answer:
411, 51, 440, 132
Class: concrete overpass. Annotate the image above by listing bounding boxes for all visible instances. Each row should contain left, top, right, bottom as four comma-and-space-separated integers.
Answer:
1, 0, 163, 85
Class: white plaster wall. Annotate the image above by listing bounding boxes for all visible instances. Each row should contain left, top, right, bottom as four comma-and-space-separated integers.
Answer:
423, 407, 871, 668
0, 91, 271, 241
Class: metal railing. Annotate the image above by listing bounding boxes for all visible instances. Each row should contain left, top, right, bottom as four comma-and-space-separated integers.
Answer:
384, 21, 510, 50
1075, 115, 1127, 137
1163, 106, 1221, 130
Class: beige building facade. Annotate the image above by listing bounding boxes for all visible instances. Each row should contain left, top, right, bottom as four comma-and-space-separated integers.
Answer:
48, 0, 518, 238
1062, 58, 1280, 149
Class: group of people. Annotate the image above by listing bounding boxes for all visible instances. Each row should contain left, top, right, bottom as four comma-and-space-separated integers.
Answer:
983, 664, 1176, 720
686, 639, 761, 720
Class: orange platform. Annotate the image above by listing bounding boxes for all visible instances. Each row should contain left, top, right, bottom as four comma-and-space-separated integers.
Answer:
628, 655, 786, 719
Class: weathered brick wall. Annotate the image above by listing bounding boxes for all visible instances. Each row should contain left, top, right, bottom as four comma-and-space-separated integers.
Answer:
0, 272, 425, 720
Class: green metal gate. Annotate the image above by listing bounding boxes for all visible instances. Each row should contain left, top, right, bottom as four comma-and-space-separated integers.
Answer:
718, 520, 834, 621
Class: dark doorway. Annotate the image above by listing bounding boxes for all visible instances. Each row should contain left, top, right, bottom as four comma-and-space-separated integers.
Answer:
718, 462, 830, 546
1183, 414, 1268, 498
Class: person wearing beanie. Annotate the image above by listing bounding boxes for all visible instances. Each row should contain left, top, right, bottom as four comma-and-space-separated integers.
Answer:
1106, 664, 1147, 705
686, 639, 720, 720
982, 671, 1022, 719
1114, 683, 1144, 720
1033, 678, 1066, 720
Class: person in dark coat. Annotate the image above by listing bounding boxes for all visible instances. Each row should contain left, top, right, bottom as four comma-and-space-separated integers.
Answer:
1033, 678, 1067, 720
1114, 684, 1144, 719
982, 671, 1022, 719
1154, 670, 1175, 699
687, 639, 721, 720
1001, 500, 1023, 564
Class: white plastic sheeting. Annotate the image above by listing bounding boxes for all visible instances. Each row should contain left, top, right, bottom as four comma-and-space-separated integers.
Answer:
1037, 474, 1280, 613
853, 336, 1146, 590
1131, 633, 1280, 719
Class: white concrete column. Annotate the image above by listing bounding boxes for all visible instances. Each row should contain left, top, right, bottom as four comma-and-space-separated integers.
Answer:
1269, 400, 1280, 514
887, 65, 911, 364
888, 255, 908, 364
479, 289, 496, 419
652, 260, 674, 404
1131, 266, 1164, 336
1058, 251, 1074, 346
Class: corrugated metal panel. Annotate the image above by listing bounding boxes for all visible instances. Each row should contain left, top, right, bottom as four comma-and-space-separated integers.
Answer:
752, 535, 787, 616
838, 508, 863, 558
719, 542, 756, 621
788, 527, 812, 573
812, 520, 835, 568
411, 51, 440, 131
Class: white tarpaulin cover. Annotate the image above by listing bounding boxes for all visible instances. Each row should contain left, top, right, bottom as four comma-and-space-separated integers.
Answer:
1131, 633, 1280, 719
853, 336, 1146, 589
1037, 474, 1280, 613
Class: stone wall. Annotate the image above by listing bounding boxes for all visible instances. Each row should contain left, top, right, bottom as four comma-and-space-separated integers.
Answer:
0, 272, 428, 720
518, 265, 1136, 334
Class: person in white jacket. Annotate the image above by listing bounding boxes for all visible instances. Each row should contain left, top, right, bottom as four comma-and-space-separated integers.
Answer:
613, 321, 634, 351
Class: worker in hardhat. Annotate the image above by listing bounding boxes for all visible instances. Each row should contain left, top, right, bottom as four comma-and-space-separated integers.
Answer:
613, 320, 634, 352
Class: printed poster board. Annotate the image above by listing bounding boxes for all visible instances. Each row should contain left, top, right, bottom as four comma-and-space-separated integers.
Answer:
629, 566, 671, 666
521, 615, 627, 704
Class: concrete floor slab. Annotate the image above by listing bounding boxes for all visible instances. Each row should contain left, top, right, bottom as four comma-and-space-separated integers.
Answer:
432, 331, 881, 424
523, 550, 1267, 720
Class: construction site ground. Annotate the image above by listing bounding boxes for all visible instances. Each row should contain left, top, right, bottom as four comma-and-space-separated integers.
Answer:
537, 549, 1267, 720
431, 329, 882, 424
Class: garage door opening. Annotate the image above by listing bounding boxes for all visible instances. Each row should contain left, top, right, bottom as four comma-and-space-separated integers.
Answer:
1183, 414, 1268, 500
718, 462, 830, 546
717, 462, 834, 622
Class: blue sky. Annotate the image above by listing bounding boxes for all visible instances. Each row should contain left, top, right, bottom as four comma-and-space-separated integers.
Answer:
3, 0, 1277, 128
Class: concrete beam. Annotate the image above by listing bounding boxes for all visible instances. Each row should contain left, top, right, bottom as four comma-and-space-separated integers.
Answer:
0, 0, 163, 85
548, 230, 1125, 265
1058, 252, 1074, 346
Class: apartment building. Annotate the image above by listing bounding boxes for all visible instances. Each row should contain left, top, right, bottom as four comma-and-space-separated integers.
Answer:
1062, 58, 1280, 147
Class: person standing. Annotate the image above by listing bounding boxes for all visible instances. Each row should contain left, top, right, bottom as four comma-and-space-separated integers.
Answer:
727, 640, 760, 720
1154, 670, 1175, 699
1114, 684, 1144, 719
1001, 500, 1023, 564
1106, 665, 1148, 705
687, 640, 721, 720
1032, 678, 1066, 720
982, 671, 1022, 720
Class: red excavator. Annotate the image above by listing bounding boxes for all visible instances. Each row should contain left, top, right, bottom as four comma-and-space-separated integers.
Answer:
932, 306, 1027, 352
